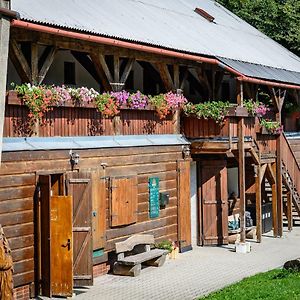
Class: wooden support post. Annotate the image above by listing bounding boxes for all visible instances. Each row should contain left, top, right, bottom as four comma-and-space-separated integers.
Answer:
9, 39, 31, 83
276, 133, 283, 237
255, 157, 262, 243
271, 163, 278, 237
0, 0, 10, 164
174, 64, 180, 89
156, 63, 174, 91
287, 191, 292, 231
237, 81, 246, 243
38, 47, 57, 84
31, 42, 39, 84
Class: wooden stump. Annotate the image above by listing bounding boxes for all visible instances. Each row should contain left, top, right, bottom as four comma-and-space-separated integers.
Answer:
113, 262, 141, 277
144, 254, 167, 267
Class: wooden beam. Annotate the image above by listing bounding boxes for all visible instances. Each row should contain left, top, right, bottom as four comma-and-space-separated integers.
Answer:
271, 162, 278, 237
260, 164, 267, 184
196, 68, 211, 99
114, 55, 120, 83
237, 81, 246, 243
276, 135, 283, 237
71, 51, 101, 85
255, 161, 262, 242
11, 28, 204, 68
38, 46, 57, 84
156, 63, 174, 91
98, 54, 113, 83
120, 58, 135, 84
174, 64, 180, 89
31, 42, 39, 84
180, 68, 188, 90
0, 2, 10, 164
89, 52, 112, 92
266, 163, 276, 185
9, 39, 31, 82
287, 191, 292, 231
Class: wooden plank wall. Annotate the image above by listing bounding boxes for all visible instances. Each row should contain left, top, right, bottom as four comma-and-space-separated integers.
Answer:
0, 172, 36, 288
182, 117, 230, 138
0, 145, 183, 287
4, 105, 174, 137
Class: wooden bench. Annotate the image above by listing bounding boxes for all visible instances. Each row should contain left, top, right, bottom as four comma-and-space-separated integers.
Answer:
113, 234, 169, 277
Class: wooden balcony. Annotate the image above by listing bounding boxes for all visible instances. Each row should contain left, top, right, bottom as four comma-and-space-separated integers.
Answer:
4, 91, 175, 137
182, 115, 277, 156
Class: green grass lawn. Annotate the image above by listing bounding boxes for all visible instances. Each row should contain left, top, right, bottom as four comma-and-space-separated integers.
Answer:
201, 269, 300, 300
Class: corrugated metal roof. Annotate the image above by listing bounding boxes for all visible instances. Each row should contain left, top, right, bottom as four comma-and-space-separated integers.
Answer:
219, 58, 300, 85
2, 135, 190, 152
11, 0, 300, 85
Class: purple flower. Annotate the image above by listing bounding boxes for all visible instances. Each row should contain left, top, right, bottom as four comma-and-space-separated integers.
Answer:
129, 91, 148, 109
110, 90, 130, 106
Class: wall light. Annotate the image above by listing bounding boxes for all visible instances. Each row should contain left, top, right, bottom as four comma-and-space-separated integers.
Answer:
69, 150, 80, 168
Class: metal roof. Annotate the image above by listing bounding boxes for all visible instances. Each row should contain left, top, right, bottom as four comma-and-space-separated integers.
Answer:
2, 135, 190, 152
11, 0, 300, 85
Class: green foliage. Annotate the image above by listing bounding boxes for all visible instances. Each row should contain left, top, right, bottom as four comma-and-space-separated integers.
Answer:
260, 119, 283, 134
201, 269, 300, 300
95, 93, 119, 117
217, 0, 300, 56
155, 240, 173, 253
184, 101, 230, 123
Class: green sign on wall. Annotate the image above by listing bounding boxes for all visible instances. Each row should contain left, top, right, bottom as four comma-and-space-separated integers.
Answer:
149, 177, 160, 218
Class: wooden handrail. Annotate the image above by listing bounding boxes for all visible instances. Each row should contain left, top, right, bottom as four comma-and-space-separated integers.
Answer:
281, 132, 300, 193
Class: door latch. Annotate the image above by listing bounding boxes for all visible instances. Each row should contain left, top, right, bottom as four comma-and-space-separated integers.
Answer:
62, 239, 71, 251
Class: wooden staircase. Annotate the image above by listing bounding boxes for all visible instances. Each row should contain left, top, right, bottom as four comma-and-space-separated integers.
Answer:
281, 133, 300, 220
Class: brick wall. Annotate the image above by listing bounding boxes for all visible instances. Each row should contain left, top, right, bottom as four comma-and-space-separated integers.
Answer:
13, 285, 30, 300
93, 263, 110, 278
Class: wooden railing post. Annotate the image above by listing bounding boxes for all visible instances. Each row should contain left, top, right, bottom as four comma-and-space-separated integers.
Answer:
255, 155, 262, 242
271, 162, 278, 237
237, 81, 246, 243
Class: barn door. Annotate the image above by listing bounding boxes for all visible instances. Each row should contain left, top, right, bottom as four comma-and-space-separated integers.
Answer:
66, 172, 93, 287
200, 160, 228, 246
39, 175, 73, 298
177, 160, 192, 252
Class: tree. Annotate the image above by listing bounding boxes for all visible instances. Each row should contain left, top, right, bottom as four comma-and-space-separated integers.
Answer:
217, 0, 300, 57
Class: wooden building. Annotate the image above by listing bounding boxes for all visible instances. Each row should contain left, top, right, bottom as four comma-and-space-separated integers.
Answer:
0, 0, 300, 299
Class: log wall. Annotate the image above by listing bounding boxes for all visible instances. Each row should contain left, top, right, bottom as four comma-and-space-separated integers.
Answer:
0, 145, 183, 288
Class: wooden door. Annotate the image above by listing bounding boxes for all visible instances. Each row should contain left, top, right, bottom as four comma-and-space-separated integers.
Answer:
200, 160, 228, 246
66, 172, 93, 287
177, 160, 192, 252
39, 175, 73, 298
91, 171, 106, 250
50, 196, 73, 297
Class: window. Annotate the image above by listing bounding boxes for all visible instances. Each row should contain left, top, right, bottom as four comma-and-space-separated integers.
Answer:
64, 61, 76, 85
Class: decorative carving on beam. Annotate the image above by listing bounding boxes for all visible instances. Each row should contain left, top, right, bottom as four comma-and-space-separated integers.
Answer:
9, 39, 31, 82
